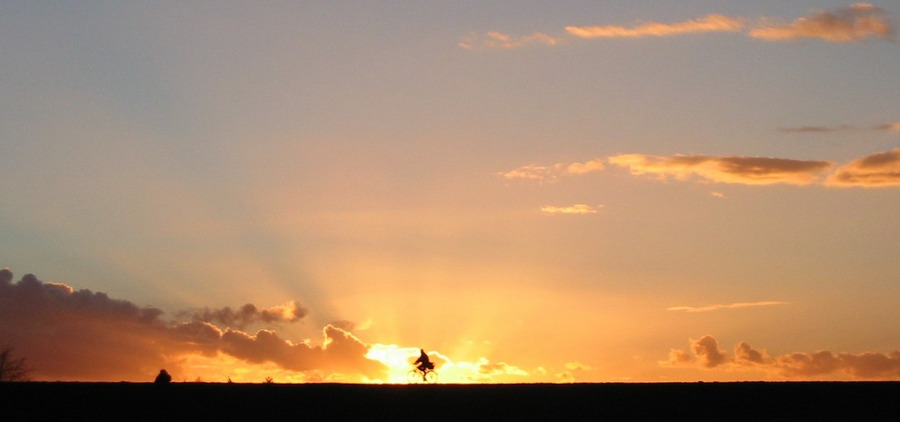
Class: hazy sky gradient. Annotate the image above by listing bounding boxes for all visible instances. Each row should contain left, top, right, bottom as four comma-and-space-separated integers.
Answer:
2, 1, 899, 382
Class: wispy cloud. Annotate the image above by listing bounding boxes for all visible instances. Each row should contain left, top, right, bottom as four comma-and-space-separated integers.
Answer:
662, 334, 900, 379
667, 301, 788, 313
458, 31, 561, 50
873, 122, 900, 131
566, 14, 744, 39
541, 204, 602, 215
608, 153, 834, 186
749, 3, 894, 42
778, 121, 900, 133
556, 361, 594, 383
504, 149, 900, 189
499, 159, 604, 183
778, 124, 861, 133
566, 159, 606, 175
442, 356, 530, 383
826, 147, 900, 187
499, 164, 555, 182
464, 4, 894, 49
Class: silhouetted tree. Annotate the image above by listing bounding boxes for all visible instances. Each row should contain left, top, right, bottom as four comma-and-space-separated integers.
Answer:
0, 346, 30, 382
154, 369, 172, 384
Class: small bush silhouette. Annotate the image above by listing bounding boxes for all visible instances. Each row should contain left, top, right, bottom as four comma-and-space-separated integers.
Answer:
154, 369, 172, 384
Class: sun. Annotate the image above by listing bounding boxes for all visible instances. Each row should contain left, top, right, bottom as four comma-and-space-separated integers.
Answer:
365, 344, 420, 383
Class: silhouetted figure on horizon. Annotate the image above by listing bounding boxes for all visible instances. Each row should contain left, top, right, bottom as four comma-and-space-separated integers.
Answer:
414, 349, 434, 380
154, 369, 171, 384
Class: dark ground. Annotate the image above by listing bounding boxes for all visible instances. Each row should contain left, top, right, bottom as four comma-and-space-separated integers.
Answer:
2, 381, 898, 421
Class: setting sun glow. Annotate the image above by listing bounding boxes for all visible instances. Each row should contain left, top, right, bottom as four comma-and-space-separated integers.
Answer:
2, 1, 899, 384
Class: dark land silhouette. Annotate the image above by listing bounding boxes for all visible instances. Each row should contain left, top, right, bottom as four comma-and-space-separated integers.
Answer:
2, 381, 898, 421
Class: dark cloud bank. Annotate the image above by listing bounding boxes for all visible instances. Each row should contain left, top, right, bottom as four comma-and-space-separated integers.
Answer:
0, 269, 386, 381
665, 334, 900, 380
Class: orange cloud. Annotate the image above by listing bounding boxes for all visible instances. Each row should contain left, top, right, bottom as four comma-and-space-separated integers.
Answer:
826, 147, 900, 187
776, 351, 900, 379
478, 360, 528, 377
566, 14, 744, 39
608, 153, 834, 185
556, 361, 594, 383
662, 335, 900, 380
445, 357, 530, 383
459, 31, 561, 49
690, 335, 730, 368
467, 4, 894, 49
750, 3, 894, 42
541, 204, 602, 215
507, 150, 900, 189
873, 122, 900, 131
2, 269, 554, 384
499, 159, 604, 183
499, 164, 560, 182
734, 341, 767, 365
667, 301, 788, 313
220, 325, 385, 379
566, 159, 606, 175
0, 269, 386, 382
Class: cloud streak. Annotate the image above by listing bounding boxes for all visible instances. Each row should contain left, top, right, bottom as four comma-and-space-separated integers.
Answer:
465, 4, 894, 49
778, 121, 900, 133
541, 204, 602, 215
778, 124, 861, 133
503, 149, 900, 188
663, 335, 900, 379
749, 3, 894, 42
566, 14, 744, 39
667, 301, 788, 313
458, 31, 561, 50
873, 122, 900, 131
608, 154, 834, 186
499, 159, 604, 183
826, 147, 900, 187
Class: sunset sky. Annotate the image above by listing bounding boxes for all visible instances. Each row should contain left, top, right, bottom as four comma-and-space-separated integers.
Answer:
2, 1, 899, 383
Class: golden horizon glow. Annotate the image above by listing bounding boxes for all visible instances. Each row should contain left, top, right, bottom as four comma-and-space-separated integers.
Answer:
2, 2, 899, 384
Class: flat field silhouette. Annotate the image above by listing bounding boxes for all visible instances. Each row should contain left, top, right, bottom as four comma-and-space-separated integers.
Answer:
3, 381, 898, 420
